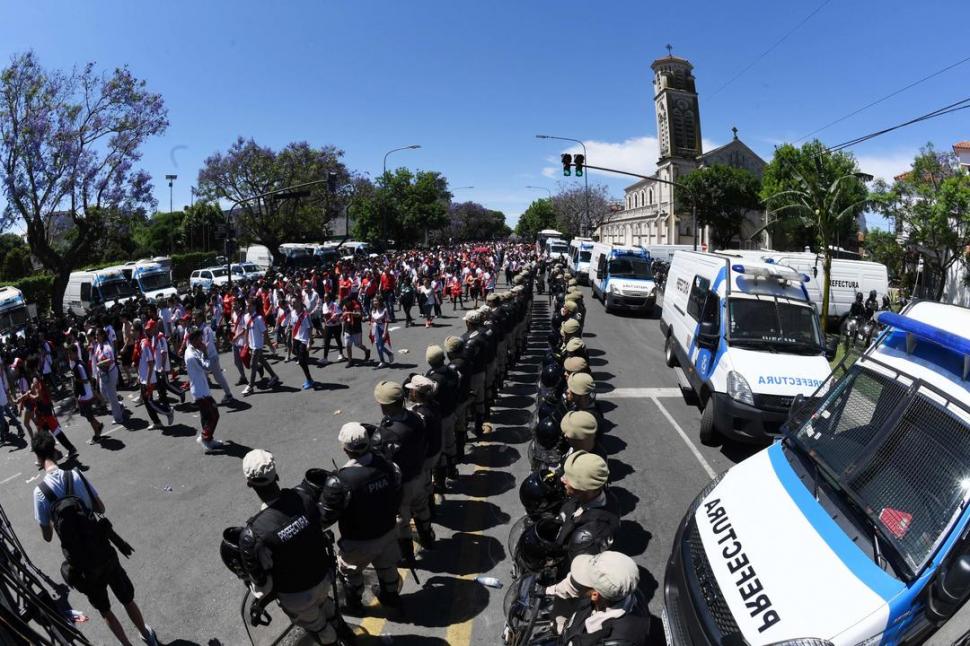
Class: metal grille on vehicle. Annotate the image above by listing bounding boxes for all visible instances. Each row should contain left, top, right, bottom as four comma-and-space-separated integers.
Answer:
754, 393, 794, 412
684, 519, 743, 640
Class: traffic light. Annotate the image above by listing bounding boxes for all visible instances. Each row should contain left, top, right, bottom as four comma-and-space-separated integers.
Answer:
574, 154, 585, 177
561, 153, 572, 176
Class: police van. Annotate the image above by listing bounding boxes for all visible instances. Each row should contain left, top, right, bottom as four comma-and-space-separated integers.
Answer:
588, 243, 657, 315
663, 300, 970, 645
660, 251, 833, 444
63, 268, 138, 315
568, 237, 594, 284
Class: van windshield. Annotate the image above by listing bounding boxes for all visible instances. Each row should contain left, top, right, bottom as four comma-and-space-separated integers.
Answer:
579, 251, 591, 262
550, 244, 568, 255
608, 257, 652, 279
211, 268, 228, 277
138, 272, 172, 292
728, 298, 821, 352
99, 280, 135, 300
790, 365, 970, 579
0, 307, 28, 333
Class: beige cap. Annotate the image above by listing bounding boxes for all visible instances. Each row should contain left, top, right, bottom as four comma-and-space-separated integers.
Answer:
374, 380, 404, 405
568, 372, 595, 396
567, 278, 578, 286
405, 374, 437, 394
338, 422, 370, 452
486, 293, 499, 304
563, 356, 588, 373
512, 285, 524, 293
570, 552, 639, 601
242, 449, 278, 485
563, 301, 578, 314
561, 410, 598, 440
561, 319, 581, 335
563, 450, 609, 491
565, 337, 586, 352
565, 291, 583, 301
444, 335, 464, 354
464, 310, 482, 324
426, 344, 445, 367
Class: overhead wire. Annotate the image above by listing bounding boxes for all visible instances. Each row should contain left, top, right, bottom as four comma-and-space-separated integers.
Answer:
826, 97, 970, 152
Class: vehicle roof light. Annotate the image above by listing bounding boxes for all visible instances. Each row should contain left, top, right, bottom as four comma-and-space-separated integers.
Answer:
732, 264, 745, 273
876, 310, 970, 380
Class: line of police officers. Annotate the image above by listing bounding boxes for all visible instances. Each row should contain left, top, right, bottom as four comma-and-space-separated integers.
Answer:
221, 269, 537, 644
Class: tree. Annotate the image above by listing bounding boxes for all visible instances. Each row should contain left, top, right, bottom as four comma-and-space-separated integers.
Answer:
515, 198, 557, 240
871, 145, 970, 300
0, 52, 167, 313
863, 229, 904, 283
761, 141, 869, 331
2, 246, 31, 280
677, 165, 762, 250
197, 138, 351, 263
551, 183, 613, 237
351, 168, 451, 247
0, 232, 26, 269
133, 211, 186, 257
181, 202, 224, 252
443, 201, 510, 242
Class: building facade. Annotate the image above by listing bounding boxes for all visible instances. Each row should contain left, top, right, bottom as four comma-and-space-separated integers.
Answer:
598, 52, 766, 249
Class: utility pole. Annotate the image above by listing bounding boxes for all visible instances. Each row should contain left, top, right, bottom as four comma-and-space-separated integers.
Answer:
165, 174, 177, 254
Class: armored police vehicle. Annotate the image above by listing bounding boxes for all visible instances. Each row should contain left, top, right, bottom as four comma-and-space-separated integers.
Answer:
588, 243, 657, 315
663, 300, 970, 645
660, 251, 832, 444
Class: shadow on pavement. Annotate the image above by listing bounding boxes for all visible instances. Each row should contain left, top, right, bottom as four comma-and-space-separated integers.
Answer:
494, 394, 535, 409
463, 443, 520, 468
487, 409, 531, 427
487, 425, 530, 445
592, 371, 615, 383
97, 436, 125, 451
435, 500, 511, 533
613, 520, 652, 558
417, 532, 506, 575
398, 575, 490, 628
160, 423, 197, 438
356, 635, 449, 646
637, 564, 661, 606
598, 434, 627, 455
610, 486, 640, 517
720, 441, 761, 465
209, 440, 253, 459
607, 458, 634, 483
452, 469, 516, 497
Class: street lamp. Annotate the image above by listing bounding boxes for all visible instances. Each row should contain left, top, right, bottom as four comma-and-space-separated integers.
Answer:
165, 174, 177, 214
381, 145, 421, 248
525, 185, 552, 198
536, 135, 589, 235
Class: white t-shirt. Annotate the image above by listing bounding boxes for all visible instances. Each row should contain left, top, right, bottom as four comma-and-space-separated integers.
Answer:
185, 345, 211, 400
291, 310, 311, 345
246, 313, 266, 350
34, 468, 99, 527
137, 337, 155, 385
154, 334, 171, 373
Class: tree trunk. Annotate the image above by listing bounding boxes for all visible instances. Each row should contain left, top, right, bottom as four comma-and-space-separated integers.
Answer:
820, 250, 833, 334
51, 266, 71, 317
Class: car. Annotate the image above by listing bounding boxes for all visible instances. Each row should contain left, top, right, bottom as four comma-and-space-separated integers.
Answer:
189, 266, 230, 291
232, 262, 265, 280
663, 300, 970, 645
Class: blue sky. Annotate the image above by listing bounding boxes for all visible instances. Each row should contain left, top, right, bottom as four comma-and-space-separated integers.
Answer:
1, 0, 968, 229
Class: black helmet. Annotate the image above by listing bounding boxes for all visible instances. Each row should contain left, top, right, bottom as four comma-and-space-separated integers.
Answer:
869, 289, 877, 300
220, 527, 248, 580
296, 468, 331, 501
543, 350, 562, 369
546, 330, 561, 349
534, 415, 562, 449
529, 441, 565, 474
540, 363, 562, 389
516, 517, 565, 572
855, 292, 863, 302
536, 398, 563, 427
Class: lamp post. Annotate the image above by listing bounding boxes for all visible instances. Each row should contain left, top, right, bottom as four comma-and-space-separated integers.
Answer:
164, 174, 177, 254
525, 185, 552, 198
381, 145, 421, 249
536, 135, 589, 235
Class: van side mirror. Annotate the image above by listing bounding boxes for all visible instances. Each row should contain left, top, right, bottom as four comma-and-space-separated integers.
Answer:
927, 554, 970, 624
825, 337, 839, 362
697, 320, 718, 347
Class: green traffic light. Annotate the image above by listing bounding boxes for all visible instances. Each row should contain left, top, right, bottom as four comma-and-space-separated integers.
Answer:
575, 168, 583, 177
563, 169, 571, 176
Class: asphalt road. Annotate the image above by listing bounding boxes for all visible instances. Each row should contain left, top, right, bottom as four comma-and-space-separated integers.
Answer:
2, 286, 966, 645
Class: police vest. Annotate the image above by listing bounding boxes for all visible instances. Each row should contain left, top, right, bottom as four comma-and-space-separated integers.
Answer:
380, 411, 427, 483
557, 496, 620, 562
245, 489, 328, 594
412, 403, 442, 457
337, 455, 400, 541
560, 603, 651, 646
426, 366, 459, 415
463, 331, 485, 375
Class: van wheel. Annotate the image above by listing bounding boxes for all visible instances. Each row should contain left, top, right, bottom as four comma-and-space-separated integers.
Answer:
664, 334, 678, 368
700, 397, 718, 446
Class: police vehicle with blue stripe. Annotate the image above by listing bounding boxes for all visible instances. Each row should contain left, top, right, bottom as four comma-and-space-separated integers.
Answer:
660, 250, 833, 445
589, 242, 657, 315
663, 299, 970, 644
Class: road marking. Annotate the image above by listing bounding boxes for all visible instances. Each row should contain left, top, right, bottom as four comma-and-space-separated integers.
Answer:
388, 326, 401, 332
356, 568, 410, 638
1, 472, 22, 485
650, 396, 716, 479
600, 387, 682, 399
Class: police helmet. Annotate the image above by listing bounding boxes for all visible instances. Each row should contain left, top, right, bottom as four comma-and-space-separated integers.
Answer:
540, 363, 562, 389
855, 292, 863, 302
534, 415, 562, 449
543, 349, 563, 369
546, 330, 562, 349
869, 289, 877, 300
516, 517, 566, 572
296, 468, 332, 501
220, 526, 249, 580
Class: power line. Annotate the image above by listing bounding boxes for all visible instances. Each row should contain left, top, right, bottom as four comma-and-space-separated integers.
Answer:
796, 53, 970, 142
709, 0, 833, 98
826, 97, 970, 152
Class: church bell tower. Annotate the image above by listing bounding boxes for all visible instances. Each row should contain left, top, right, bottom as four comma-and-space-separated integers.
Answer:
652, 47, 702, 164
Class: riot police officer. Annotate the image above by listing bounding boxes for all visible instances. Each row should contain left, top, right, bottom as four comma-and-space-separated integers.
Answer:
404, 375, 442, 518
563, 356, 590, 379
556, 450, 618, 562
566, 372, 600, 420
425, 344, 460, 489
321, 423, 403, 612
373, 380, 434, 555
461, 310, 488, 437
560, 411, 607, 464
444, 335, 470, 471
238, 450, 341, 644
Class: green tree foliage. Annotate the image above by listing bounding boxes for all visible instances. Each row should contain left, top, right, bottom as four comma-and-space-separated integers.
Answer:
871, 145, 970, 300
515, 198, 557, 240
351, 168, 451, 247
443, 201, 510, 242
2, 246, 31, 280
761, 141, 869, 330
677, 165, 762, 250
761, 141, 865, 252
0, 233, 26, 266
181, 202, 224, 252
863, 229, 904, 282
197, 138, 352, 262
133, 211, 186, 257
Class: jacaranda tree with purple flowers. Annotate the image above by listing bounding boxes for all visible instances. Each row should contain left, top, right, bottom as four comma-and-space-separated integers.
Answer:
0, 52, 168, 313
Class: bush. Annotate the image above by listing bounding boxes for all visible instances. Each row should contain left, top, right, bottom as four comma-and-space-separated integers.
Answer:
171, 252, 218, 282
1, 273, 55, 316
2, 247, 33, 280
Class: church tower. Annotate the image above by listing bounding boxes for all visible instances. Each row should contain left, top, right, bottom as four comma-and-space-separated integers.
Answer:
651, 49, 702, 165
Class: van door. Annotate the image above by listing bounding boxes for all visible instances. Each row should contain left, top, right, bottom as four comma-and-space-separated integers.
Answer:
595, 253, 608, 297
79, 282, 93, 314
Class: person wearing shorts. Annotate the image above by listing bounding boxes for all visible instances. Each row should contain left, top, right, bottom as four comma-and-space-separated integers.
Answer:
68, 345, 104, 445
340, 297, 369, 367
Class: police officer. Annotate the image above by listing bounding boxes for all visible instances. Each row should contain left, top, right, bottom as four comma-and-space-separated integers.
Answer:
238, 450, 341, 644
556, 450, 618, 562
566, 373, 600, 420
404, 375, 442, 517
564, 337, 590, 364
444, 335, 470, 471
548, 551, 649, 645
425, 344, 459, 490
560, 411, 607, 463
484, 294, 507, 389
563, 356, 590, 379
373, 380, 434, 555
461, 311, 488, 437
322, 423, 403, 612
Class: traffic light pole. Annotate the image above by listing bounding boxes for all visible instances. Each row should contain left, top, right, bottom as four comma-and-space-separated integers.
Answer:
223, 178, 330, 287
572, 162, 698, 250
537, 135, 589, 236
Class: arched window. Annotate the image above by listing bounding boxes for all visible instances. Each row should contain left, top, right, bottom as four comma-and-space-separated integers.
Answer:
648, 189, 653, 205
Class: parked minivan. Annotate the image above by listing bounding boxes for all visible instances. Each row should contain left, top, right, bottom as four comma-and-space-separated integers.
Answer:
664, 300, 970, 645
189, 266, 231, 291
64, 269, 138, 315
568, 237, 594, 284
589, 243, 657, 315
660, 250, 832, 444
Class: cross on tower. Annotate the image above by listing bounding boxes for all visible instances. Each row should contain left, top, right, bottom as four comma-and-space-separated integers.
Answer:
665, 44, 673, 57
732, 126, 738, 140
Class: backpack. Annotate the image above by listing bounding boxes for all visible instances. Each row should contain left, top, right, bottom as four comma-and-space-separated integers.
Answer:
39, 469, 115, 574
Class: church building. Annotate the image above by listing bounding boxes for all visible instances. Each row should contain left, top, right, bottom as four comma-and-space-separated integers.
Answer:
598, 51, 767, 249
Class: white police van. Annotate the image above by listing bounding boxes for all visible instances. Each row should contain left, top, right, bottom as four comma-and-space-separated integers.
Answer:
568, 237, 594, 284
660, 251, 833, 444
131, 261, 177, 301
663, 300, 970, 645
588, 243, 657, 315
63, 269, 138, 315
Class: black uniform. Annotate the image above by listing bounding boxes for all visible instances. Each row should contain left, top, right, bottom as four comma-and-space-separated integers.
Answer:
560, 602, 650, 646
